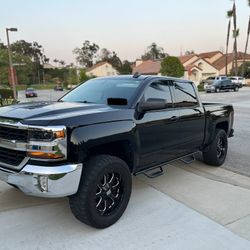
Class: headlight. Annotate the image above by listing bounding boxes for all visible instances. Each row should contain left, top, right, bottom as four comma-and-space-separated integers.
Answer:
27, 126, 67, 161
28, 128, 65, 141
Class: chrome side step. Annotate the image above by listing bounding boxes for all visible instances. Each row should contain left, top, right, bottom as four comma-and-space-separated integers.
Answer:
144, 167, 163, 179
135, 152, 197, 179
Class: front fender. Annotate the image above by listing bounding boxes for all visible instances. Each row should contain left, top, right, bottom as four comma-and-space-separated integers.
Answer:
69, 121, 138, 166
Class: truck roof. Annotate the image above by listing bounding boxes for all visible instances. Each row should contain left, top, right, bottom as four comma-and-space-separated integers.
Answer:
96, 75, 193, 84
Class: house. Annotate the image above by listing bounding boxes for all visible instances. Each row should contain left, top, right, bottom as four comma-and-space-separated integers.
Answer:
86, 61, 118, 77
213, 52, 250, 75
132, 60, 161, 75
198, 51, 224, 64
133, 56, 219, 85
133, 51, 250, 85
179, 54, 219, 84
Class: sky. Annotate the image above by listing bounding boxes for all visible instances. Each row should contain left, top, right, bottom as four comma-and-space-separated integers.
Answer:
1, 0, 249, 65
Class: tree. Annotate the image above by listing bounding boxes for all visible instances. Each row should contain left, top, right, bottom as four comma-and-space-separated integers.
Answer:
78, 69, 89, 82
59, 60, 65, 67
185, 50, 195, 55
160, 56, 184, 77
118, 60, 132, 74
11, 40, 47, 64
10, 40, 49, 84
242, 1, 250, 76
141, 42, 166, 60
73, 40, 99, 68
232, 1, 239, 76
0, 46, 33, 85
98, 48, 112, 61
238, 62, 250, 78
225, 8, 234, 76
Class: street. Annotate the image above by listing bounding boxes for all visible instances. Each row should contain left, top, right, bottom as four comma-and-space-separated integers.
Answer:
200, 87, 250, 176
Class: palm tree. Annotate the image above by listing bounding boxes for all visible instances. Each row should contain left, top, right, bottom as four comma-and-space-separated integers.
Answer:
225, 9, 233, 76
59, 60, 65, 67
53, 58, 59, 67
241, 0, 250, 76
232, 1, 239, 76
147, 43, 164, 60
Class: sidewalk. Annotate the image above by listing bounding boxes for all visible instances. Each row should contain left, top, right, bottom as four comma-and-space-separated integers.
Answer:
139, 160, 250, 241
0, 161, 250, 249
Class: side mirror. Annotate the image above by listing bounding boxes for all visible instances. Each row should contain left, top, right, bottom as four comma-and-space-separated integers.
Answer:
138, 98, 166, 112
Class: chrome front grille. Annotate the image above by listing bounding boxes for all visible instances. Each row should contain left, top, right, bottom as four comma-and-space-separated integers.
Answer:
0, 146, 26, 166
0, 123, 29, 170
0, 125, 28, 142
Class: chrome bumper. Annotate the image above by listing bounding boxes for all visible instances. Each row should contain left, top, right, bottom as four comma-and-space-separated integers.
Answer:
0, 163, 83, 198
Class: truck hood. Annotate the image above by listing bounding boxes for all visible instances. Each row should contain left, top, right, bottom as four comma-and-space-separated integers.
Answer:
0, 101, 133, 127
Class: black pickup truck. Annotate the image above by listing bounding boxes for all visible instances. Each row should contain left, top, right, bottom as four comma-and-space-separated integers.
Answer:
0, 75, 234, 228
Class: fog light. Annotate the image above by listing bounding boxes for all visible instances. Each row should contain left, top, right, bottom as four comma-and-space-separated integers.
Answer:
38, 176, 48, 192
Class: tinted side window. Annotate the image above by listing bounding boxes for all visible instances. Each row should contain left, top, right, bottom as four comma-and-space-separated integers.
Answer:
174, 82, 198, 108
143, 80, 173, 108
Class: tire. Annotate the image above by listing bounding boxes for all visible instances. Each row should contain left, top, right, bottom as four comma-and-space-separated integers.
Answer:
203, 129, 228, 166
215, 88, 219, 93
69, 155, 132, 228
234, 86, 239, 92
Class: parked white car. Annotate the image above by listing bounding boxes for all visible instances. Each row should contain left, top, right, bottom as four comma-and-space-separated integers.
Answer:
229, 76, 246, 87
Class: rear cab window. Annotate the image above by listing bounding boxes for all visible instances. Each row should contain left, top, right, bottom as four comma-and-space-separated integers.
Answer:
173, 81, 198, 108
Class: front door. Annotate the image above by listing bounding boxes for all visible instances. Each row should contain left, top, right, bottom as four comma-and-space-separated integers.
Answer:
135, 80, 180, 169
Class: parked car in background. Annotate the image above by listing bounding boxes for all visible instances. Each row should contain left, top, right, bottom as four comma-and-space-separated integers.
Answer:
204, 76, 216, 85
54, 85, 64, 91
229, 76, 246, 87
204, 77, 239, 93
67, 84, 78, 90
25, 88, 38, 98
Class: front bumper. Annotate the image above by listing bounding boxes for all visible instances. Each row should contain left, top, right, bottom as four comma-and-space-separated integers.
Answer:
204, 85, 215, 92
0, 163, 83, 198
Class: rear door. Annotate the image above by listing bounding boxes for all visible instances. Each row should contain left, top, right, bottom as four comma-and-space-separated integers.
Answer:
171, 81, 206, 154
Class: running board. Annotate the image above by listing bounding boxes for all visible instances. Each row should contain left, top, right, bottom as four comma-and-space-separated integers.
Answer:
134, 152, 198, 178
143, 167, 163, 179
180, 154, 196, 164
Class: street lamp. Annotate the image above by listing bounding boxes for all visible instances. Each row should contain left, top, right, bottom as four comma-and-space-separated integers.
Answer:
6, 27, 18, 100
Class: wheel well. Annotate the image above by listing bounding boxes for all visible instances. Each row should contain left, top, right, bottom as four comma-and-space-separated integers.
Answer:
216, 122, 228, 134
87, 140, 134, 172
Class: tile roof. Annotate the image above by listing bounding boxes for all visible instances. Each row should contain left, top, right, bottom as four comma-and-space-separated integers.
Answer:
132, 60, 161, 74
198, 51, 223, 59
190, 57, 218, 70
213, 52, 250, 70
178, 54, 197, 64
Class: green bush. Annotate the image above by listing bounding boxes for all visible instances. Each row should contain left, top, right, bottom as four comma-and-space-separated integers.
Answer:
197, 82, 204, 92
0, 88, 14, 99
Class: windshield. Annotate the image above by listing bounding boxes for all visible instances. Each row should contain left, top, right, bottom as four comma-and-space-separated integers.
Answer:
60, 78, 142, 106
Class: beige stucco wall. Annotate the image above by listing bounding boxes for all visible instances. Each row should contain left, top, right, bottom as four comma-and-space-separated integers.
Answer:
192, 59, 218, 80
219, 62, 233, 75
87, 63, 118, 77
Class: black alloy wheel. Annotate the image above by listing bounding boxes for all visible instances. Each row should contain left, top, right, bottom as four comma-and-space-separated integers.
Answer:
95, 172, 123, 216
203, 129, 228, 166
69, 155, 132, 228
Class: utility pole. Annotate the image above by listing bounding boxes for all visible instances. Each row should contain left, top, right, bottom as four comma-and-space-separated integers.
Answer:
6, 27, 18, 100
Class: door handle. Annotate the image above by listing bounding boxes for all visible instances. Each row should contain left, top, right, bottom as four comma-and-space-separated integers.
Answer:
170, 116, 178, 121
